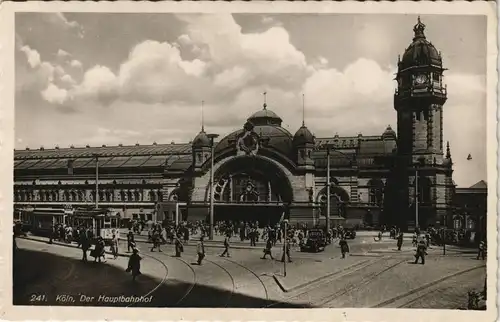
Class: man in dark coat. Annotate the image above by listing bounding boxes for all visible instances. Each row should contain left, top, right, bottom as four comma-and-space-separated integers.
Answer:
127, 248, 142, 281
414, 240, 427, 264
477, 240, 486, 260
281, 238, 292, 263
261, 239, 274, 260
396, 232, 404, 251
174, 235, 183, 257
339, 237, 349, 258
220, 234, 231, 257
80, 229, 90, 262
127, 230, 135, 253
196, 236, 205, 265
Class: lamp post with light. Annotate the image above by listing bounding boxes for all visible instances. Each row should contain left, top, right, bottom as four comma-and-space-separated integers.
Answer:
207, 133, 219, 241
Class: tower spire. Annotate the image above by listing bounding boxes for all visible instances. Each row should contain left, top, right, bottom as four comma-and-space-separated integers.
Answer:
263, 91, 267, 110
413, 15, 426, 40
446, 141, 451, 159
201, 100, 205, 132
302, 93, 305, 127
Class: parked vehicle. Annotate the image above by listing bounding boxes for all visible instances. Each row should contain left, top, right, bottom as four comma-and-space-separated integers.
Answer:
300, 228, 327, 252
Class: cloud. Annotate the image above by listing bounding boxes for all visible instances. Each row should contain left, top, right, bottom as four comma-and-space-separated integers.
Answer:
41, 83, 70, 105
57, 49, 70, 58
70, 59, 82, 68
20, 45, 41, 68
51, 13, 84, 38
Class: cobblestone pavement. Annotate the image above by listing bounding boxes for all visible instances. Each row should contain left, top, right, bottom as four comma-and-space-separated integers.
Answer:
15, 236, 486, 308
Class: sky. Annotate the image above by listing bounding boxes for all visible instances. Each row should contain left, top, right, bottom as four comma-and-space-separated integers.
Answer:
14, 13, 487, 187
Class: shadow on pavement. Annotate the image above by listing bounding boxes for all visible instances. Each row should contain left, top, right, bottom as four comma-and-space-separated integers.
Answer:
13, 248, 308, 308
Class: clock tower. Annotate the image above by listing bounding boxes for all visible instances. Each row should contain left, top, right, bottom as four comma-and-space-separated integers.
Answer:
395, 17, 447, 161
392, 17, 452, 230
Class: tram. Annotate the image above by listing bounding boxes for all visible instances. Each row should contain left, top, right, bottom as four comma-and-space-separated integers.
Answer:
67, 209, 121, 245
29, 208, 67, 237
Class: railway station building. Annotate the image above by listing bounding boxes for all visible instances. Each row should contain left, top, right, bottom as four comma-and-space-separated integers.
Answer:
14, 19, 463, 231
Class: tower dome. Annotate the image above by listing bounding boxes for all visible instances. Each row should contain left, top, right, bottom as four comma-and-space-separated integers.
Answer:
400, 17, 442, 70
192, 130, 210, 148
382, 125, 397, 140
247, 97, 283, 126
293, 125, 315, 145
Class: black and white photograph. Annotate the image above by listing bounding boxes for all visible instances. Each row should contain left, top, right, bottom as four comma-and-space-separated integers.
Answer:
1, 1, 497, 320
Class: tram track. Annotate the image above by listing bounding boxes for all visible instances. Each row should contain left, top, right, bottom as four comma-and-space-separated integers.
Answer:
319, 258, 408, 307
265, 256, 395, 308
218, 256, 270, 307
371, 264, 486, 308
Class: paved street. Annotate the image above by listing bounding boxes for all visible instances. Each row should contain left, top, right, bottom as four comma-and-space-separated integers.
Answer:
14, 235, 486, 308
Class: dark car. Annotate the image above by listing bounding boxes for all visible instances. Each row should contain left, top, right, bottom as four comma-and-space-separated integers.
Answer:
300, 229, 327, 252
344, 229, 357, 239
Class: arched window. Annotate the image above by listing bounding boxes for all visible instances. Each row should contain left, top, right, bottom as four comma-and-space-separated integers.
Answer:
99, 190, 105, 202
127, 190, 133, 202
150, 190, 156, 202
453, 216, 463, 230
46, 191, 51, 201
52, 191, 58, 201
106, 190, 113, 202
368, 179, 384, 205
418, 177, 432, 204
157, 190, 163, 202
467, 217, 476, 230
71, 191, 77, 202
134, 190, 140, 202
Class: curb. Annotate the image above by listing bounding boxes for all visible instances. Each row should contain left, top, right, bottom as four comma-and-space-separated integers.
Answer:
21, 236, 132, 258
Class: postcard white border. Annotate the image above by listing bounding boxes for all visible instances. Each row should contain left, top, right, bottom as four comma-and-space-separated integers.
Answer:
0, 1, 497, 321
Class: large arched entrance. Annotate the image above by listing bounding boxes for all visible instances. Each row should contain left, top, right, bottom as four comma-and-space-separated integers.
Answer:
209, 156, 293, 226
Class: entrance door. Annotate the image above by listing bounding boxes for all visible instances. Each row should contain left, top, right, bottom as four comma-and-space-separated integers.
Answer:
214, 205, 283, 227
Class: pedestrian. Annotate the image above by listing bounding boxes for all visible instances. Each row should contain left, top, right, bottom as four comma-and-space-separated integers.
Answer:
196, 236, 205, 265
425, 232, 431, 248
281, 238, 292, 263
127, 230, 135, 253
150, 231, 162, 252
250, 228, 257, 246
81, 230, 90, 262
339, 237, 349, 258
412, 233, 418, 247
126, 248, 142, 281
261, 239, 274, 260
92, 237, 106, 263
174, 235, 184, 257
110, 233, 119, 259
477, 240, 486, 260
220, 234, 231, 257
414, 240, 427, 265
396, 232, 404, 251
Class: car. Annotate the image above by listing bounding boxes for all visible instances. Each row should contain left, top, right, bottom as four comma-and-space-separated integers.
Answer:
300, 228, 327, 252
344, 229, 357, 239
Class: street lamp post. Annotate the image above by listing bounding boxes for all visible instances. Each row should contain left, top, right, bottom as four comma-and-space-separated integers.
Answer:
326, 148, 331, 234
207, 133, 219, 241
415, 167, 418, 230
94, 154, 99, 209
283, 219, 288, 277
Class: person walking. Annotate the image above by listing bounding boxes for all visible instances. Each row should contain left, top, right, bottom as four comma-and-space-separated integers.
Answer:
396, 232, 404, 251
127, 230, 135, 253
477, 240, 486, 260
174, 235, 184, 257
196, 236, 205, 265
110, 233, 119, 259
80, 230, 90, 262
126, 248, 142, 281
339, 237, 349, 259
414, 240, 427, 265
261, 239, 274, 260
150, 231, 162, 252
281, 238, 292, 263
220, 234, 231, 257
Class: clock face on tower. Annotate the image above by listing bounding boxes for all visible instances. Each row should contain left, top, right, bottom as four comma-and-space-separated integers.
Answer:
415, 74, 427, 85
